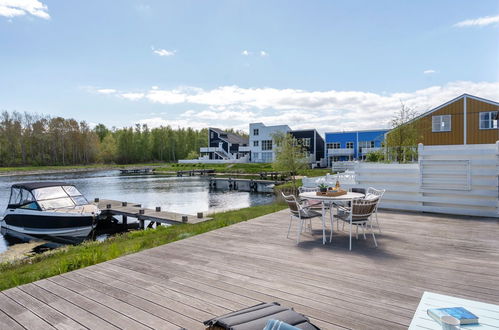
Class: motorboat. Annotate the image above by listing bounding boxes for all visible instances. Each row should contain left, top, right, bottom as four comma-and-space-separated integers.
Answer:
0, 182, 100, 244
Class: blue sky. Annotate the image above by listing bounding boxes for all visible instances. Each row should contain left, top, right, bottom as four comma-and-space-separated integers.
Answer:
0, 0, 498, 133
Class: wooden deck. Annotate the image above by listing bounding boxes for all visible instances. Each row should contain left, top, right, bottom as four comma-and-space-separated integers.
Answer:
1, 209, 499, 329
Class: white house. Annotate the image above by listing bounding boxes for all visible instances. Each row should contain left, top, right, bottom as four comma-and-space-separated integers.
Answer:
249, 123, 291, 163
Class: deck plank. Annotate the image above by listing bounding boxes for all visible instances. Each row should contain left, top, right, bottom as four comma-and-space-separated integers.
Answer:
1, 209, 498, 329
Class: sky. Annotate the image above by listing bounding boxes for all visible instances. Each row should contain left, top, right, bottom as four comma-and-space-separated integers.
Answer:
0, 0, 498, 133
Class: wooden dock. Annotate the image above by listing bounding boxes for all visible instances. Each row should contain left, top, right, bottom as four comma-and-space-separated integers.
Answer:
119, 168, 154, 175
1, 210, 498, 329
95, 199, 212, 227
176, 169, 215, 177
209, 177, 283, 192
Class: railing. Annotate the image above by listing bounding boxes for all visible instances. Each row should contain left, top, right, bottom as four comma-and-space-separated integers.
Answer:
327, 148, 354, 156
359, 147, 381, 154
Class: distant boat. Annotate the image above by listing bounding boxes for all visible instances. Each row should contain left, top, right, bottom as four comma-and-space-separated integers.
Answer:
0, 182, 100, 244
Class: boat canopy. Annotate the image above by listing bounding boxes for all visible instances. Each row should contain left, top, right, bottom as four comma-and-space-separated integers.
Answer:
8, 183, 89, 210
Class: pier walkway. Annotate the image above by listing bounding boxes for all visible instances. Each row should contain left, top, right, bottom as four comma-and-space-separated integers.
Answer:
1, 210, 498, 329
95, 199, 211, 226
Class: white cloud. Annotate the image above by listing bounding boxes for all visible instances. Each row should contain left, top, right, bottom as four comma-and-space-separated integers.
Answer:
454, 15, 499, 27
98, 80, 499, 133
0, 0, 49, 19
153, 48, 176, 56
96, 88, 117, 94
260, 50, 268, 57
423, 69, 436, 74
121, 92, 144, 101
241, 50, 251, 56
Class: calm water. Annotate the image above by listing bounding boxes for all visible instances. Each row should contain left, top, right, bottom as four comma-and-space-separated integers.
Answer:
0, 170, 275, 253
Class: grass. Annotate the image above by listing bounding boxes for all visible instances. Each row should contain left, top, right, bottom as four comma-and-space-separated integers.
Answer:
0, 202, 286, 291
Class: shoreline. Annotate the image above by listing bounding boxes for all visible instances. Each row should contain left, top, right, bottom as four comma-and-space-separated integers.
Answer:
0, 165, 165, 178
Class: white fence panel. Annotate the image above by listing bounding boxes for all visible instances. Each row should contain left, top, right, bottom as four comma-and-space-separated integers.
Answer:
348, 143, 499, 218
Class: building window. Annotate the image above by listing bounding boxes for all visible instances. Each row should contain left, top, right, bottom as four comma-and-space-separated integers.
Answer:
261, 152, 273, 162
300, 138, 311, 147
346, 142, 354, 149
253, 128, 259, 136
261, 140, 272, 151
432, 115, 451, 132
252, 152, 259, 161
479, 111, 498, 129
326, 142, 340, 149
253, 140, 259, 147
359, 141, 375, 148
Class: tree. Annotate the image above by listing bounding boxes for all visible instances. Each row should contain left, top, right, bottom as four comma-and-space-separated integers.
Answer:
186, 150, 199, 160
272, 132, 309, 189
385, 103, 422, 163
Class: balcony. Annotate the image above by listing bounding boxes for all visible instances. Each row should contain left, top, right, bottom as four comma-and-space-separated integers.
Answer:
327, 148, 355, 156
238, 146, 251, 152
360, 147, 382, 154
200, 147, 224, 153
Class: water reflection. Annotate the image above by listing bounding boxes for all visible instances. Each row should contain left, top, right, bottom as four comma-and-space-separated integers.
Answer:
0, 170, 274, 254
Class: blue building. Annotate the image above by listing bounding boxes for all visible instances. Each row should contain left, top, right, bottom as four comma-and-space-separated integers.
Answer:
324, 129, 388, 166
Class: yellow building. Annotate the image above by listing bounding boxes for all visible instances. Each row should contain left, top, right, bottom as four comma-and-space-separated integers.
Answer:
410, 94, 499, 145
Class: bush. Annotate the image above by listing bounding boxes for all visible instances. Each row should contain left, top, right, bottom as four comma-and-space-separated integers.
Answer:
366, 150, 384, 162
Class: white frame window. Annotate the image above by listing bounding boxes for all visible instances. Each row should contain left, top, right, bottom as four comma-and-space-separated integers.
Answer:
432, 115, 452, 132
479, 111, 498, 130
346, 142, 354, 149
261, 140, 272, 151
253, 140, 259, 147
253, 128, 259, 136
326, 142, 340, 149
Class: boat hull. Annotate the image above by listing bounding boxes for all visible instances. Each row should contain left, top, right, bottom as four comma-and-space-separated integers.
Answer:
1, 211, 96, 244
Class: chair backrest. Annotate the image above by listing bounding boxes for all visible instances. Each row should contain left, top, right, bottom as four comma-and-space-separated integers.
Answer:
281, 192, 300, 215
366, 187, 385, 199
351, 198, 379, 220
366, 187, 385, 212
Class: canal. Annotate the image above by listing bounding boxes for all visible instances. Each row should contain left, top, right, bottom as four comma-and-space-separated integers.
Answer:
0, 170, 275, 254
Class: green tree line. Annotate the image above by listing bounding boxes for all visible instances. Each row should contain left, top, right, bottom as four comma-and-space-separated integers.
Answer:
0, 111, 208, 166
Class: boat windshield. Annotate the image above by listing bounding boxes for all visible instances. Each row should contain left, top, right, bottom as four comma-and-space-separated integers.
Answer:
32, 186, 89, 210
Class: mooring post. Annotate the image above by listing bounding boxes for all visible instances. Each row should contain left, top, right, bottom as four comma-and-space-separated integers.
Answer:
122, 215, 127, 229
197, 212, 203, 219
122, 201, 127, 207
139, 209, 145, 215
156, 206, 161, 212
182, 215, 188, 223
94, 198, 99, 203
106, 204, 111, 209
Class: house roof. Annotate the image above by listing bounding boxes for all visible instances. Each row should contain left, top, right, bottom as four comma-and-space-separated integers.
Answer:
210, 128, 249, 145
406, 93, 499, 125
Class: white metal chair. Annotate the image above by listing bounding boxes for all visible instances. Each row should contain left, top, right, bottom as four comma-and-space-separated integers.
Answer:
336, 197, 379, 250
366, 187, 385, 233
282, 192, 323, 244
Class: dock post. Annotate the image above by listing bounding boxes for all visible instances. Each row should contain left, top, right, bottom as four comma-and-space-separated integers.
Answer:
94, 198, 99, 203
197, 212, 203, 219
122, 215, 128, 230
182, 215, 188, 223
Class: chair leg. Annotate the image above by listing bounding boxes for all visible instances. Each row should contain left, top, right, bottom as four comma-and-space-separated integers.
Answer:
329, 212, 334, 243
362, 223, 366, 239
356, 224, 359, 239
287, 216, 293, 239
349, 220, 352, 251
375, 212, 381, 234
297, 219, 303, 244
370, 222, 378, 247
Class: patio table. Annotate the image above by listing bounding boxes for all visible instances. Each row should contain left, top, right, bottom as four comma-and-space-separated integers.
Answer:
299, 191, 364, 245
409, 291, 499, 329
